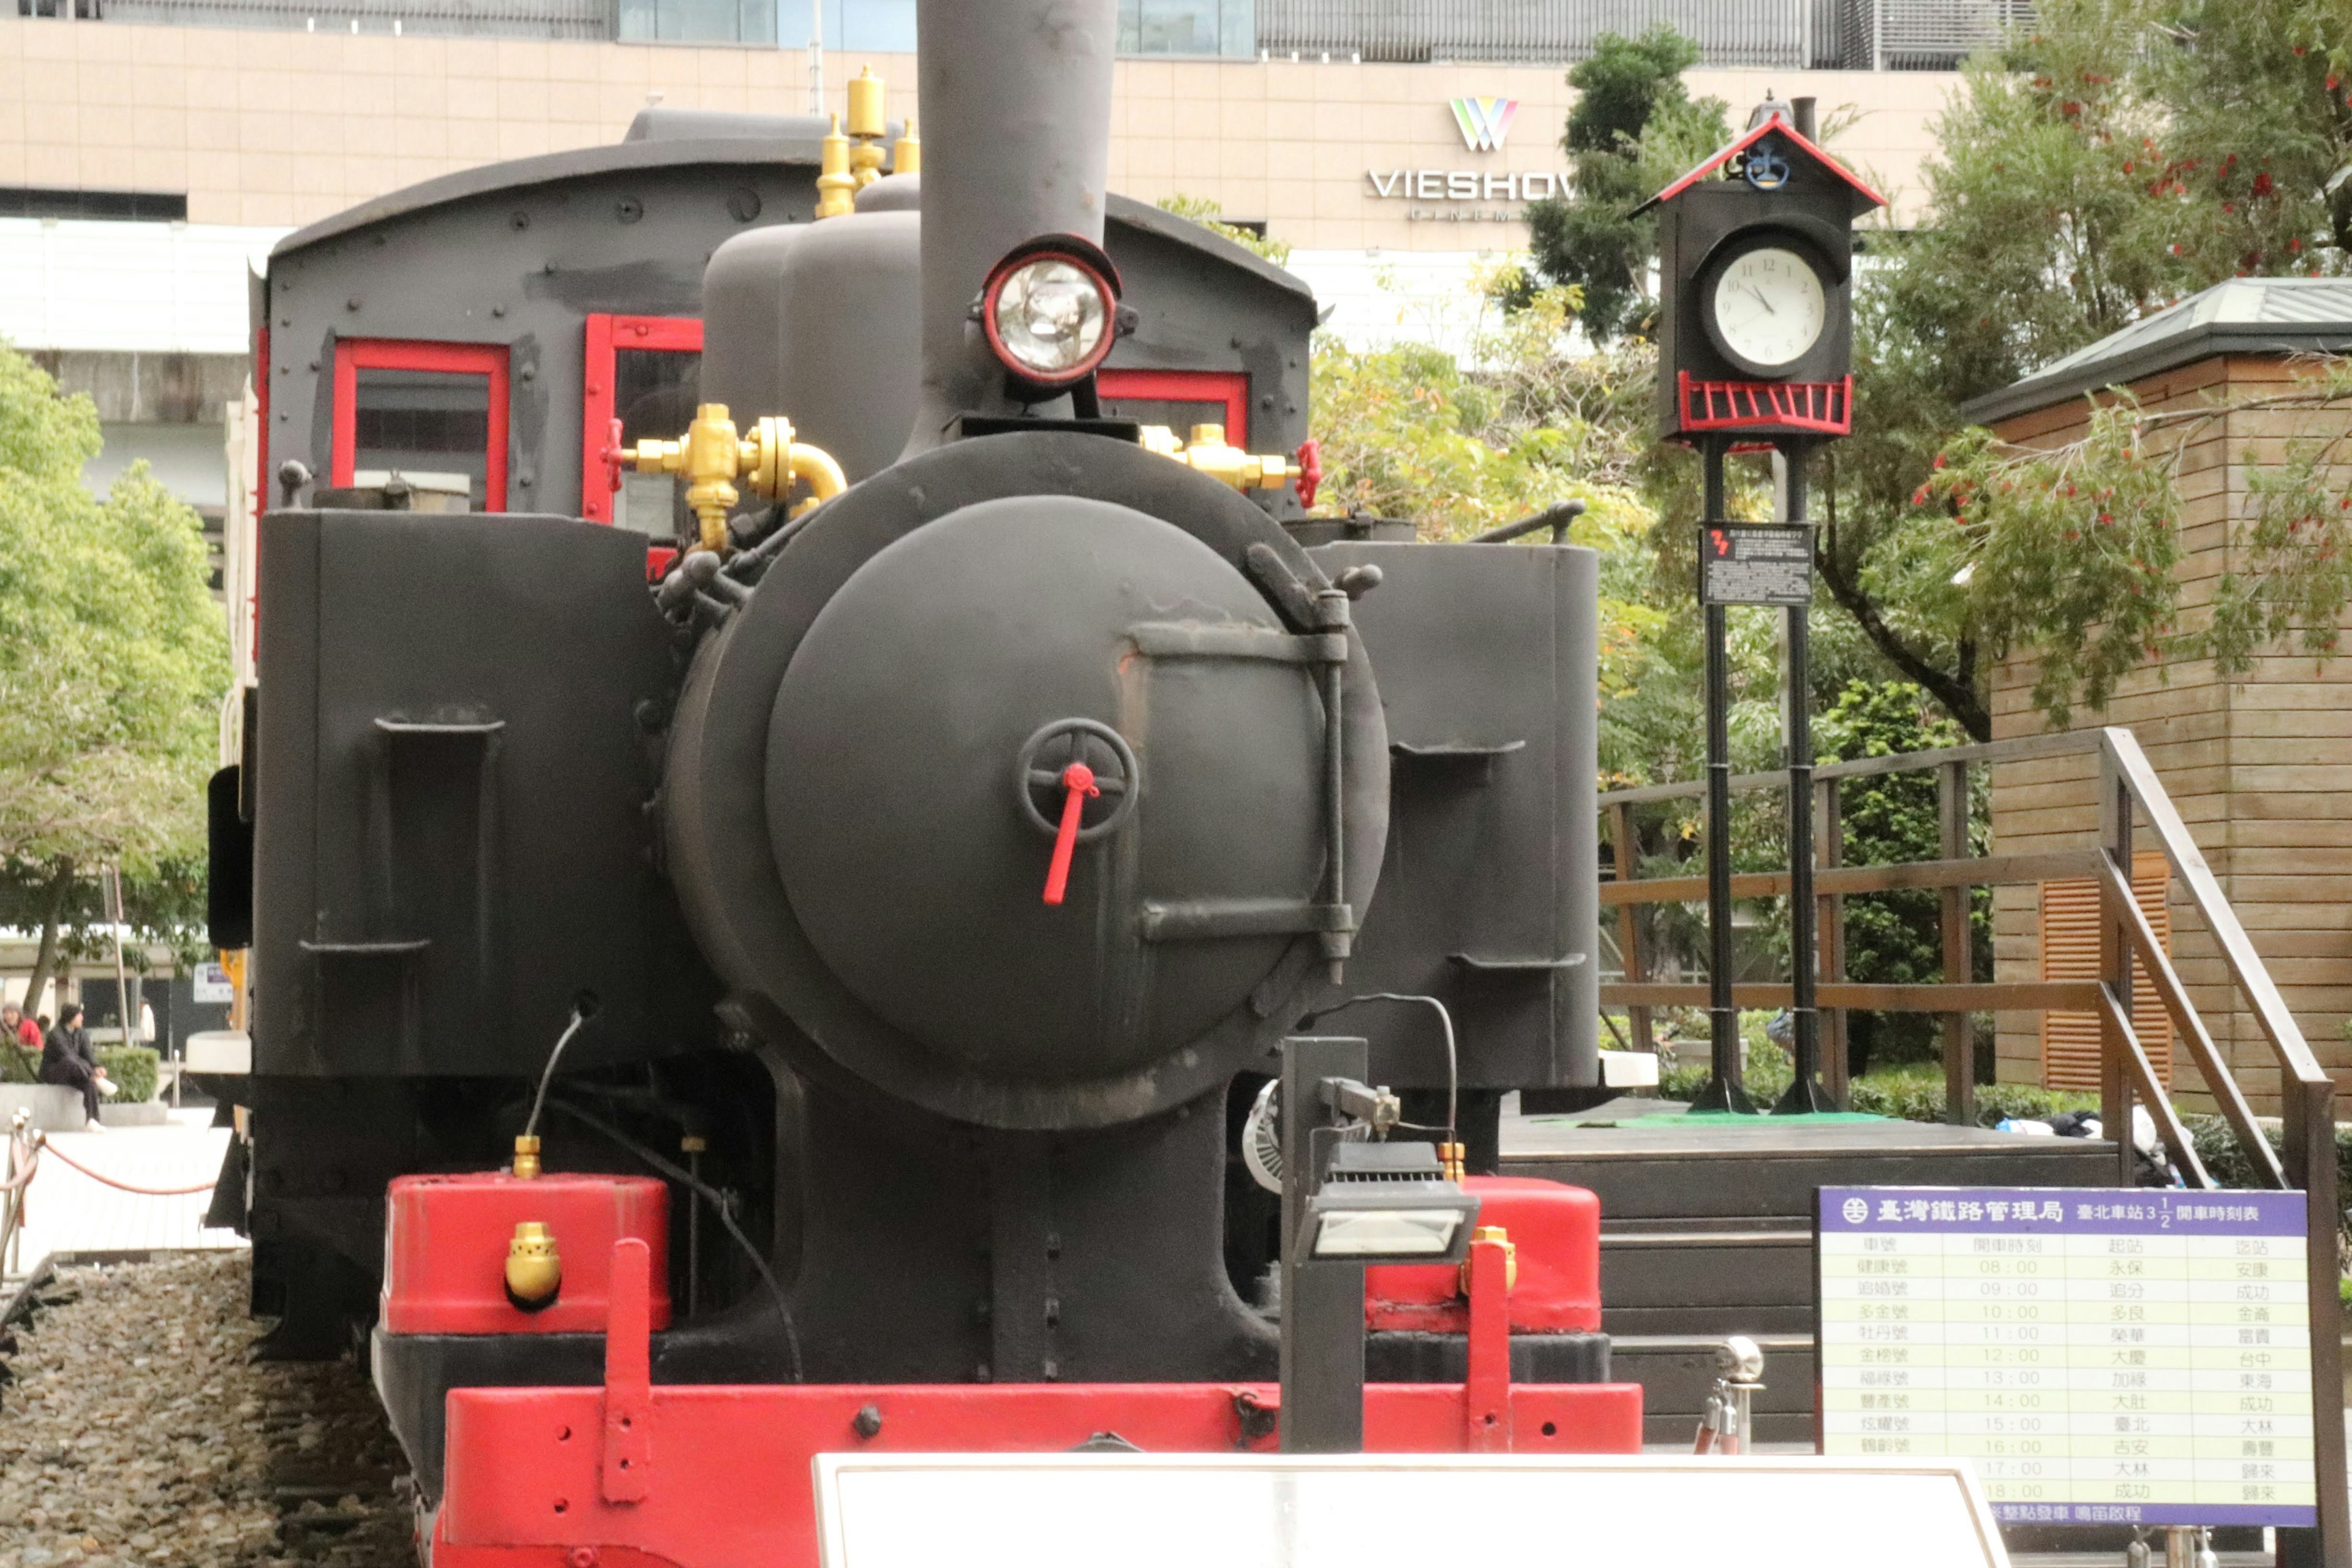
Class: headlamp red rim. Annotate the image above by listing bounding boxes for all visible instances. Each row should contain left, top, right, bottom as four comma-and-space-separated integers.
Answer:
980, 248, 1119, 388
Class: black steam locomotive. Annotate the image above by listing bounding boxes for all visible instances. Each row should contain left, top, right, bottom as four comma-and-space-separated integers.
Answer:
207, 0, 1626, 1549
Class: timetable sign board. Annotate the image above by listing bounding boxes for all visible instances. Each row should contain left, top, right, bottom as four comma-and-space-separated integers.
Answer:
1818, 1186, 2314, 1529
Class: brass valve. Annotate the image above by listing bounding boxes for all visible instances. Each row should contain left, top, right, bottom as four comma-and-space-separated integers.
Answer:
815, 67, 897, 218
505, 1220, 562, 1311
815, 114, 857, 220
845, 65, 888, 190
1460, 1223, 1517, 1297
1437, 1139, 1466, 1182
892, 116, 921, 176
630, 402, 848, 554
1140, 423, 1297, 495
511, 1133, 541, 1180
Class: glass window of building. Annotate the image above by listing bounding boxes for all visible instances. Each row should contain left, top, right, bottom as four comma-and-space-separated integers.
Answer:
618, 0, 775, 45
816, 0, 918, 51
1118, 0, 1253, 56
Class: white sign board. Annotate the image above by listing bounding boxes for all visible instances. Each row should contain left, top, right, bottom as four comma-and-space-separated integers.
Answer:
813, 1452, 2010, 1568
193, 961, 235, 1005
1820, 1185, 2315, 1529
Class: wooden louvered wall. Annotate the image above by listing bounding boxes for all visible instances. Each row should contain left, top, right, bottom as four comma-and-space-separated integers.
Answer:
2037, 856, 2172, 1093
1990, 352, 2352, 1116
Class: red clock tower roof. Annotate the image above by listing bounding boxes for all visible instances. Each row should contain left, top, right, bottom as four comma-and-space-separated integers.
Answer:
1633, 111, 1887, 218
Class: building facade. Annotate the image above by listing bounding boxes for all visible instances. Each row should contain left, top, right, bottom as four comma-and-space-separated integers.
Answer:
1969, 280, 2352, 1116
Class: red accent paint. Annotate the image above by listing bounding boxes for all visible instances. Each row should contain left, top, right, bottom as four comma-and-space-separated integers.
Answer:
420, 1213, 1641, 1568
1640, 111, 1887, 213
1293, 437, 1322, 509
381, 1172, 672, 1336
1463, 1232, 1512, 1451
1041, 763, 1099, 906
1677, 372, 1853, 436
644, 546, 679, 583
1365, 1176, 1600, 1335
581, 314, 702, 525
254, 323, 270, 512
434, 1382, 1642, 1567
1096, 368, 1250, 447
981, 249, 1120, 389
331, 339, 511, 511
601, 1238, 652, 1504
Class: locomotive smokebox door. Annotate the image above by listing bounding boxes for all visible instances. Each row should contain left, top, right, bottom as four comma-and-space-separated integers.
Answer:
1645, 105, 1884, 443
663, 431, 1389, 1131
768, 494, 1317, 1078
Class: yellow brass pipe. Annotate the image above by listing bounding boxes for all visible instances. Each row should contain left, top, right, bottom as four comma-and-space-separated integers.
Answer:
815, 114, 856, 220
787, 443, 848, 511
1137, 423, 1297, 494
633, 404, 846, 554
892, 115, 921, 176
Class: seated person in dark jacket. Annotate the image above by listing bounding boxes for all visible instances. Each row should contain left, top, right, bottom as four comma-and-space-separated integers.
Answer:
40, 1004, 116, 1131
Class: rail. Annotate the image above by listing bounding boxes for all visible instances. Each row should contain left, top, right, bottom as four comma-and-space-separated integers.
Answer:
1253, 0, 2034, 69
1600, 724, 2346, 1563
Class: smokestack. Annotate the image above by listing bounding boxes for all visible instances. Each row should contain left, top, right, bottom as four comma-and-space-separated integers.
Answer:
905, 0, 1118, 453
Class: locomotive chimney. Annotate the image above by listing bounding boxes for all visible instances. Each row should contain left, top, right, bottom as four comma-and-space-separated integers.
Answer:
905, 0, 1118, 452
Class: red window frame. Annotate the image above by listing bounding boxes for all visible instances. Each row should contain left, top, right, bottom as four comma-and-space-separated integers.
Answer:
582, 313, 704, 526
332, 339, 510, 512
1096, 368, 1250, 447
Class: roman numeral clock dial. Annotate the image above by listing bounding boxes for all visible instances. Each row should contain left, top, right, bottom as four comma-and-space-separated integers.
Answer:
1705, 244, 1827, 375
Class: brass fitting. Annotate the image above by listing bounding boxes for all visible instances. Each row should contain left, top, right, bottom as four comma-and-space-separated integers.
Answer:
845, 66, 888, 189
892, 115, 921, 176
1139, 423, 1297, 494
815, 113, 856, 220
1460, 1223, 1518, 1297
511, 1134, 541, 1180
1437, 1140, 1466, 1183
631, 403, 848, 554
504, 1220, 562, 1311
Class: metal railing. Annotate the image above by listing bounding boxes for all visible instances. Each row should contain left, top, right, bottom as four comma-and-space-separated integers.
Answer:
1600, 725, 2347, 1563
44, 0, 608, 36
1254, 0, 2034, 67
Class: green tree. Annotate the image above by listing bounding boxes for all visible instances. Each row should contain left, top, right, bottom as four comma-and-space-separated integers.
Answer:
1812, 681, 1989, 1069
0, 344, 228, 1017
1520, 27, 1733, 342
1825, 0, 2352, 738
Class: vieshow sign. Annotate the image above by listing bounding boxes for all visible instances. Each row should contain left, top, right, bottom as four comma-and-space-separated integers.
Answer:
1365, 96, 1569, 224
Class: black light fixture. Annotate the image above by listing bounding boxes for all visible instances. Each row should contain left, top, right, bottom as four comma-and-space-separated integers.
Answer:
978, 234, 1123, 391
1303, 1140, 1478, 1263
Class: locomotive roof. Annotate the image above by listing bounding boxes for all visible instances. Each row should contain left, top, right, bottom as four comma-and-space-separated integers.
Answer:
272, 132, 832, 259
271, 117, 1313, 306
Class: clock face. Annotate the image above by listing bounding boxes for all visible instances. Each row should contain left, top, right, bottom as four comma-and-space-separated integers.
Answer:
1709, 246, 1826, 371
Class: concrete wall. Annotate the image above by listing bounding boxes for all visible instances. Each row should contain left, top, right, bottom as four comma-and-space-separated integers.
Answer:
0, 18, 1959, 242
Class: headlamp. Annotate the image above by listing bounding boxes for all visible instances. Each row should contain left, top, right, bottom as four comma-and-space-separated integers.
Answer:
981, 239, 1120, 388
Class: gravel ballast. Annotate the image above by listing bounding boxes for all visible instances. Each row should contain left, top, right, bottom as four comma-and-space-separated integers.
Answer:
0, 1253, 412, 1568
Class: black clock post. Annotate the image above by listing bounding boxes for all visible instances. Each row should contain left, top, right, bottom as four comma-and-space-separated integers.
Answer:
1640, 97, 1884, 1116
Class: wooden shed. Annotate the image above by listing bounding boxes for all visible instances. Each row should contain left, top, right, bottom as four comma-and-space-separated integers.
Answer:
1962, 277, 2352, 1116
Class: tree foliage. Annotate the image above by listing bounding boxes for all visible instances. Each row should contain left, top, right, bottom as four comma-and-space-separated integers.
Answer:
1519, 28, 1732, 342
1826, 0, 2352, 738
0, 342, 227, 1006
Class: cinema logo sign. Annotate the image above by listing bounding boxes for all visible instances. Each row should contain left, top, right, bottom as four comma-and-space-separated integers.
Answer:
1366, 170, 1565, 202
1367, 97, 1567, 222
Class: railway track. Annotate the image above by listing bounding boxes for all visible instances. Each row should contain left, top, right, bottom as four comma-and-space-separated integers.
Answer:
0, 1251, 412, 1568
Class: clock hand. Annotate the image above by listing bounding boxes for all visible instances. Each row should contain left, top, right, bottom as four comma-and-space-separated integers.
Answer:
1744, 283, 1777, 316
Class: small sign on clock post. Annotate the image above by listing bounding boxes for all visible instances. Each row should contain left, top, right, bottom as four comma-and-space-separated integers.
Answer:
1638, 95, 1883, 1117
1702, 524, 1813, 608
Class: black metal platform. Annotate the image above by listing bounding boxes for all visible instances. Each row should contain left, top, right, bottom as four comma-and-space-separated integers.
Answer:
1499, 1104, 2123, 1444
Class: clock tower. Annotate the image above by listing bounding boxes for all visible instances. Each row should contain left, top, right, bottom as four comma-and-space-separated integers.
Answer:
1643, 101, 1885, 443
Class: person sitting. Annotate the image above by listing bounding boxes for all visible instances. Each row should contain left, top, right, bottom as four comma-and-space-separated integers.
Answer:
40, 1004, 116, 1132
2, 1002, 37, 1071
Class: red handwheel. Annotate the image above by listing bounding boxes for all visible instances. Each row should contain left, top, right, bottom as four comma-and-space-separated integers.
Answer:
1041, 763, 1101, 905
